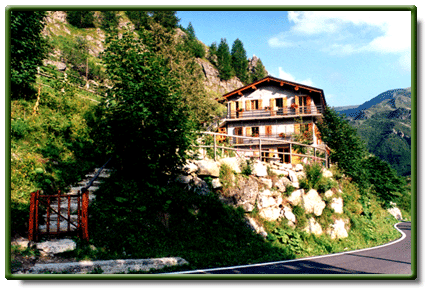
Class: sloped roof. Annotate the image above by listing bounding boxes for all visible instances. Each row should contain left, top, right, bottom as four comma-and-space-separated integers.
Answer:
221, 75, 327, 107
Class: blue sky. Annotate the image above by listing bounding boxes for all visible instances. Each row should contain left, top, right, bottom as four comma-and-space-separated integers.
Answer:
177, 10, 412, 107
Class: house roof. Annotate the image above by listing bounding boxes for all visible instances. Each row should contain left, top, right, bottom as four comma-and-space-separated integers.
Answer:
220, 75, 327, 108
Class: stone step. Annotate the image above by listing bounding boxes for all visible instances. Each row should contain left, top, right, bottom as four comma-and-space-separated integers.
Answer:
38, 220, 79, 233
28, 257, 189, 274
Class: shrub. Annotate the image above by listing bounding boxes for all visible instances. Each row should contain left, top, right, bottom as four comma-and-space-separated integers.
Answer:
241, 159, 254, 176
66, 11, 96, 28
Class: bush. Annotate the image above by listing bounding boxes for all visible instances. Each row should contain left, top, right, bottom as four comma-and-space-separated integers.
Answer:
66, 11, 95, 28
241, 159, 254, 176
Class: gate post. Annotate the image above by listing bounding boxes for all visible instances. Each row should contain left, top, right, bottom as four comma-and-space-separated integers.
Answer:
81, 190, 90, 241
28, 191, 37, 241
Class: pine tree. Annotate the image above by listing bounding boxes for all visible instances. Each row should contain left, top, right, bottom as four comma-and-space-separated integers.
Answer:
208, 42, 218, 66
216, 38, 233, 81
231, 38, 249, 84
251, 58, 268, 82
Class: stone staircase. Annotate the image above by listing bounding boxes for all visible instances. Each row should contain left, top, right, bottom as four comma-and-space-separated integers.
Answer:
38, 168, 112, 234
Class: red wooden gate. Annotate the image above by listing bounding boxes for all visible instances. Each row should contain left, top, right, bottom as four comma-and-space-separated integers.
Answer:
28, 190, 89, 241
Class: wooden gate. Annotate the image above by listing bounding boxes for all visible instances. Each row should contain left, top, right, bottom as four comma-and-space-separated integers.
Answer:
28, 190, 89, 241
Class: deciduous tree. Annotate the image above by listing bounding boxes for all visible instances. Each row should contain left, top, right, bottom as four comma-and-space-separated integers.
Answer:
10, 10, 48, 99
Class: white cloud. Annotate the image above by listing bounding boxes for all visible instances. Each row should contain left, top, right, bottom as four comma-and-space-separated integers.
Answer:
270, 11, 411, 55
278, 67, 314, 87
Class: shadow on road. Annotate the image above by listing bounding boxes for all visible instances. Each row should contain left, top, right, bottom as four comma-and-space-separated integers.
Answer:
196, 260, 377, 274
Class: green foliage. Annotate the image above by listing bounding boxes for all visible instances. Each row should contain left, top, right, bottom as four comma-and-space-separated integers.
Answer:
299, 162, 336, 192
207, 42, 218, 66
267, 227, 308, 255
100, 11, 119, 31
96, 27, 198, 188
216, 38, 234, 81
88, 176, 290, 268
361, 155, 406, 208
241, 159, 254, 176
316, 107, 368, 187
180, 22, 205, 58
250, 58, 268, 82
10, 10, 48, 99
125, 10, 179, 32
66, 11, 96, 28
231, 38, 249, 84
284, 184, 295, 197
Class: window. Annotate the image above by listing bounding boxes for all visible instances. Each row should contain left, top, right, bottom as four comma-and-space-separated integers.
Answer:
251, 127, 259, 137
275, 98, 283, 108
251, 100, 260, 110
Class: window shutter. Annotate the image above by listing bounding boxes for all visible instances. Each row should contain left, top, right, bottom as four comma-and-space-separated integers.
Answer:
265, 125, 272, 136
282, 97, 287, 107
246, 100, 251, 110
294, 124, 300, 134
270, 98, 275, 108
246, 127, 252, 136
258, 99, 262, 110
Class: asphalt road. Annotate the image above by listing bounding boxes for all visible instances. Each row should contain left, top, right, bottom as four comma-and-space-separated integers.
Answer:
174, 222, 412, 275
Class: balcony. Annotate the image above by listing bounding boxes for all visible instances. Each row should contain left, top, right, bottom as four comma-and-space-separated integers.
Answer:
226, 105, 324, 120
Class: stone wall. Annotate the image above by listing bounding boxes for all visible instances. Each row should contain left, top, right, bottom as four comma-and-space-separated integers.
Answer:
176, 154, 351, 240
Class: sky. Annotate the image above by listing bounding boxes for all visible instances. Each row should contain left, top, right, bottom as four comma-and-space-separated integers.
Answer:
177, 10, 412, 107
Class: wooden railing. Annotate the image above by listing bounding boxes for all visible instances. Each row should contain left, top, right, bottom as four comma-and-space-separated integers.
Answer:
227, 105, 323, 120
197, 131, 330, 168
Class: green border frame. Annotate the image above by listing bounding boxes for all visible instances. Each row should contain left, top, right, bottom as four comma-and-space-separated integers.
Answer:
5, 5, 417, 281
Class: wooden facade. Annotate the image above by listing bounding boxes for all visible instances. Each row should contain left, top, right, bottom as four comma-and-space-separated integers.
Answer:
218, 76, 327, 164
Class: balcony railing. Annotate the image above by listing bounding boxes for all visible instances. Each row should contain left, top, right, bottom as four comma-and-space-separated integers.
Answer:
227, 105, 323, 120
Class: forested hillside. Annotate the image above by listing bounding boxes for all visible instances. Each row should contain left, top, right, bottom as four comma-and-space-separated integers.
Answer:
334, 88, 412, 176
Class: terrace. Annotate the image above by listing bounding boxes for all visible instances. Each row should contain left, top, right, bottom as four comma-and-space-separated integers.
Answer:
226, 105, 324, 121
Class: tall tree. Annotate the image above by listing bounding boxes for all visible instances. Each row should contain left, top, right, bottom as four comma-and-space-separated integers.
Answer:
251, 58, 268, 82
180, 22, 205, 58
98, 27, 198, 188
10, 10, 48, 99
207, 42, 218, 66
66, 11, 95, 28
216, 38, 233, 81
316, 107, 368, 186
125, 10, 179, 32
231, 38, 249, 84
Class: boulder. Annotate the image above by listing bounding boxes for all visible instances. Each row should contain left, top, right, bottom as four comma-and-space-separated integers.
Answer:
322, 168, 333, 178
219, 157, 242, 174
176, 174, 192, 184
182, 161, 198, 175
192, 176, 210, 195
252, 161, 267, 177
245, 216, 268, 238
36, 239, 76, 256
227, 176, 259, 208
273, 178, 286, 192
281, 206, 296, 224
257, 190, 283, 221
295, 164, 304, 172
257, 190, 282, 209
303, 189, 326, 216
331, 197, 344, 214
387, 206, 403, 220
259, 207, 282, 221
196, 159, 220, 177
327, 219, 349, 239
211, 178, 222, 189
303, 217, 323, 235
286, 189, 304, 206
260, 178, 273, 189
324, 189, 334, 199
